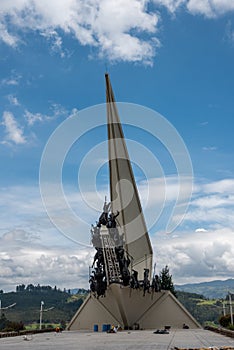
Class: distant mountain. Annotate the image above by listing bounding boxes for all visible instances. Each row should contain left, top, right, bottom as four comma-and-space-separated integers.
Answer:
70, 288, 88, 295
175, 278, 234, 299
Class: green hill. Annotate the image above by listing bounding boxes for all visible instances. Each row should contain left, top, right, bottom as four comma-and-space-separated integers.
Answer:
0, 286, 87, 326
176, 291, 223, 326
0, 283, 228, 328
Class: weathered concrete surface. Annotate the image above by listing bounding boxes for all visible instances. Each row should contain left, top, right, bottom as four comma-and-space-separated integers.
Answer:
0, 329, 234, 350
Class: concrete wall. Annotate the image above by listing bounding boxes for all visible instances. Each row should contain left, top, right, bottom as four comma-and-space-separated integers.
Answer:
67, 286, 201, 331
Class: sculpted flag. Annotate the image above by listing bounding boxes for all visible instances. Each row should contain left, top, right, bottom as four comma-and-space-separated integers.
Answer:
105, 74, 153, 280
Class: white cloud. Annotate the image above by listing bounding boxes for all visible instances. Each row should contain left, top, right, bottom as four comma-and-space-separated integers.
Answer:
203, 178, 234, 193
181, 179, 234, 229
0, 0, 159, 65
187, 0, 234, 18
153, 0, 234, 17
153, 227, 234, 284
202, 146, 217, 151
1, 176, 234, 290
24, 110, 44, 126
225, 20, 234, 44
8, 95, 20, 106
0, 229, 93, 291
0, 22, 19, 47
1, 111, 26, 144
1, 1, 234, 63
195, 228, 208, 232
40, 29, 68, 58
1, 71, 22, 86
0, 185, 95, 291
192, 194, 234, 208
152, 177, 234, 283
24, 103, 69, 126
153, 0, 186, 13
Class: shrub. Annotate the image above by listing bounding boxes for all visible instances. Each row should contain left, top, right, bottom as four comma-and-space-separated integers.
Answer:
2, 321, 24, 332
219, 314, 231, 328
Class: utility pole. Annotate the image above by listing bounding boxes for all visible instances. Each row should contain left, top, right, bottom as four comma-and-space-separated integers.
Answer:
39, 301, 44, 330
228, 292, 233, 326
0, 300, 16, 318
39, 301, 54, 330
222, 300, 226, 316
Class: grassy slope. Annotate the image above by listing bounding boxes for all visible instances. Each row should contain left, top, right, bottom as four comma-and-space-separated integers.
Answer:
176, 291, 223, 326
0, 288, 226, 327
0, 290, 86, 325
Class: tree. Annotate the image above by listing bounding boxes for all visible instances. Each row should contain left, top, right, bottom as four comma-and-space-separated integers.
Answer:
0, 313, 24, 332
219, 314, 231, 328
0, 313, 8, 331
60, 320, 66, 330
16, 284, 25, 292
26, 284, 35, 292
159, 265, 177, 297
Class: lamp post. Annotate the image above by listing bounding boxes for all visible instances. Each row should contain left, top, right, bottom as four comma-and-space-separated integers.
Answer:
39, 301, 44, 330
228, 292, 233, 326
39, 301, 54, 330
222, 300, 226, 316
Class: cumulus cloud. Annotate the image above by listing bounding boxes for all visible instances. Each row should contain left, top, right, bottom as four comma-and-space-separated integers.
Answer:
0, 229, 93, 291
1, 111, 26, 144
154, 0, 234, 17
152, 177, 234, 283
203, 178, 234, 193
1, 1, 234, 63
153, 0, 186, 13
195, 228, 208, 232
0, 0, 159, 65
0, 186, 95, 291
187, 0, 234, 18
1, 175, 234, 290
153, 227, 234, 284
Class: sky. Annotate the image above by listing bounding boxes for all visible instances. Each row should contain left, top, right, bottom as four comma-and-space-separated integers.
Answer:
0, 0, 234, 292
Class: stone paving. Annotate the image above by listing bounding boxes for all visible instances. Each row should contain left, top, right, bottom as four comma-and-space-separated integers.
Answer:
0, 329, 234, 350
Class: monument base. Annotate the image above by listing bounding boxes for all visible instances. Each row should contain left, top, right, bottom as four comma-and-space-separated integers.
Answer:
67, 284, 200, 330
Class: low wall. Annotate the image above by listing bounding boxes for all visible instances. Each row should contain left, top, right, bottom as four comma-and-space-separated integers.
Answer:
205, 325, 234, 339
0, 328, 55, 339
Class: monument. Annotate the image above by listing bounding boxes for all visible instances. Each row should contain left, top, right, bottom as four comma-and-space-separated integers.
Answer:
67, 74, 200, 330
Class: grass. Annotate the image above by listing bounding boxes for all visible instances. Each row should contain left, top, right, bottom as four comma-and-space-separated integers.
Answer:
67, 294, 85, 303
25, 323, 60, 330
196, 299, 218, 306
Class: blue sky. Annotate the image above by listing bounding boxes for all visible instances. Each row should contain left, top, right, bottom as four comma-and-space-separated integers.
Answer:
0, 0, 234, 292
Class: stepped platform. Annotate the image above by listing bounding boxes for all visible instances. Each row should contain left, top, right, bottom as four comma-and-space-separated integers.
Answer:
0, 329, 234, 350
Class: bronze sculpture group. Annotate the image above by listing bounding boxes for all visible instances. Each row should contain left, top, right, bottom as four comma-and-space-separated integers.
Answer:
89, 200, 161, 298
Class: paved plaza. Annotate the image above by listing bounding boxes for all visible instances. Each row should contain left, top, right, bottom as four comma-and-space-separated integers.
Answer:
0, 329, 234, 350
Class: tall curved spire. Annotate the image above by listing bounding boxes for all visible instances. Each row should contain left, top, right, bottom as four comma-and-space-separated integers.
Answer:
105, 73, 153, 279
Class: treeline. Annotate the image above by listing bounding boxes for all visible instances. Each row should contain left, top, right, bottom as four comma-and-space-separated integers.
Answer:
0, 287, 87, 325
15, 284, 73, 293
